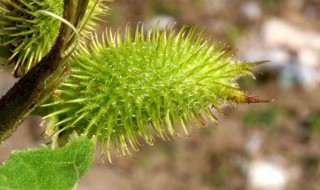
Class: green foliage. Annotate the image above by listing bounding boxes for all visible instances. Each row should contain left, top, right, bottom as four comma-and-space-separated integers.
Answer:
302, 155, 319, 175
0, 136, 95, 190
242, 107, 281, 128
152, 1, 179, 16
41, 25, 263, 160
306, 114, 320, 135
263, 0, 283, 7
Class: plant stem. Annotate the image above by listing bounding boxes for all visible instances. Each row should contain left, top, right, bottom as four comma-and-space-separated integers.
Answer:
0, 4, 69, 143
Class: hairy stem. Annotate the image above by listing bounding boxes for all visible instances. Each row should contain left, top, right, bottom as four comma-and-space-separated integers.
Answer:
0, 3, 70, 143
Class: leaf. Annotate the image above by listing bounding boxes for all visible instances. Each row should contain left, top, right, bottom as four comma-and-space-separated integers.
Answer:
0, 136, 95, 190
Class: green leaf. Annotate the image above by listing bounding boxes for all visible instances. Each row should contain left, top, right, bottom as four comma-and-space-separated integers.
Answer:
0, 136, 95, 190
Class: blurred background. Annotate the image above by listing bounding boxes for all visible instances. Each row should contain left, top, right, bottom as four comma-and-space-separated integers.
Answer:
1, 0, 320, 189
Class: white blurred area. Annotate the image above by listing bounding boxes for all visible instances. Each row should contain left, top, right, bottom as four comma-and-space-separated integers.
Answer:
239, 17, 320, 90
244, 133, 299, 190
143, 15, 176, 32
247, 160, 288, 190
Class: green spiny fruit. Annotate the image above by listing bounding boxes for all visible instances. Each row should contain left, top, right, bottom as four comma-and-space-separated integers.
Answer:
80, 0, 111, 38
42, 25, 267, 161
0, 0, 109, 77
0, 0, 64, 77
